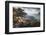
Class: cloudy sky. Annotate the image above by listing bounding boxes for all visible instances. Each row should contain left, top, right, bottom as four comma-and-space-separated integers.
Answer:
22, 7, 40, 16
21, 7, 40, 20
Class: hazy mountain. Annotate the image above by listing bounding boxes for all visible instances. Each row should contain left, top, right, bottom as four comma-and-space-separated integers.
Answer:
24, 15, 35, 20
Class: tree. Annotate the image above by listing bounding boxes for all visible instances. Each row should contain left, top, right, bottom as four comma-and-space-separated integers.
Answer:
13, 7, 27, 17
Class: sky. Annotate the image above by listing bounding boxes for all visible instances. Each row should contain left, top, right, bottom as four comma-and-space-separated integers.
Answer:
22, 7, 40, 21
22, 7, 40, 16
